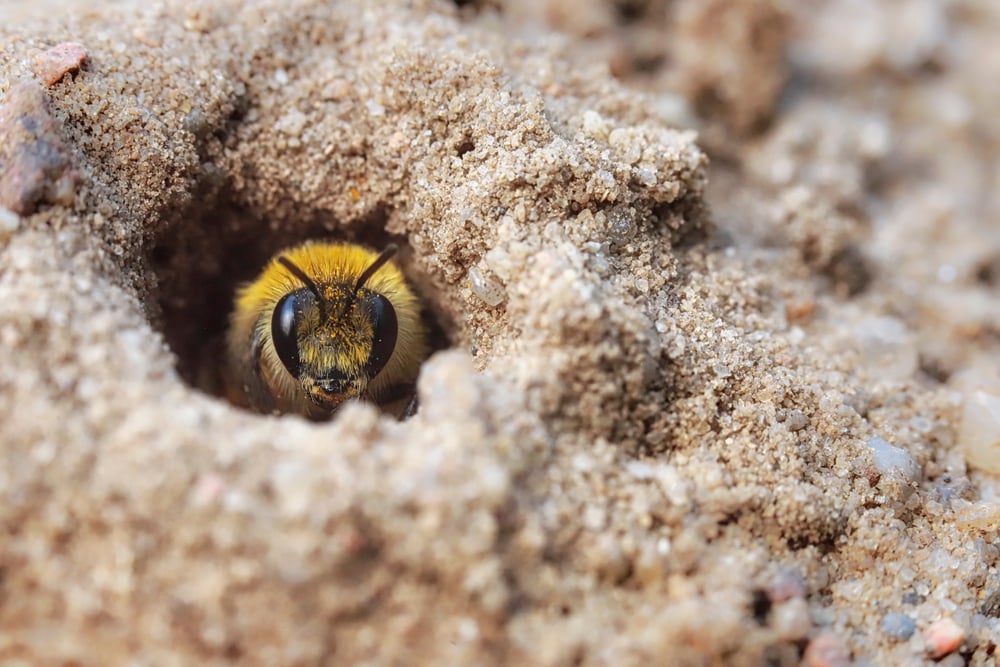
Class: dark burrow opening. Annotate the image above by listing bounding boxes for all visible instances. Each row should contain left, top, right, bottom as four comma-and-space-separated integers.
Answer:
147, 200, 454, 416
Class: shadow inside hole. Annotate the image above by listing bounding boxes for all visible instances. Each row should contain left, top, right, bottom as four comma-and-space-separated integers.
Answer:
148, 202, 454, 413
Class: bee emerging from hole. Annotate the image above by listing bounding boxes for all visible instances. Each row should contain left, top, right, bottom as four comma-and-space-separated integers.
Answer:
226, 241, 427, 419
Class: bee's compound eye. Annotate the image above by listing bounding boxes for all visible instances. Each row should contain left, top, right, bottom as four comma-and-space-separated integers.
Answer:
363, 293, 398, 380
271, 292, 302, 378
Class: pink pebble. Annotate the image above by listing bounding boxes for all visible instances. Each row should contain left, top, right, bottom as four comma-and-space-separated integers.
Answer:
803, 632, 851, 667
33, 42, 88, 86
925, 617, 965, 658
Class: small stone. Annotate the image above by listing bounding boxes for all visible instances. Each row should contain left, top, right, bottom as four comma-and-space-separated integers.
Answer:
880, 612, 916, 640
956, 374, 1000, 474
595, 169, 616, 190
803, 632, 851, 667
606, 207, 636, 244
276, 110, 307, 136
468, 266, 506, 307
768, 567, 807, 602
867, 436, 920, 482
581, 109, 607, 139
32, 42, 88, 86
785, 409, 808, 432
924, 617, 965, 658
633, 166, 657, 187
953, 501, 1000, 531
771, 597, 811, 641
0, 206, 21, 240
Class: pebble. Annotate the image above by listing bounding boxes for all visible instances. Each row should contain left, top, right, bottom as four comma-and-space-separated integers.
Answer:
956, 376, 1000, 474
468, 266, 506, 307
32, 42, 88, 86
924, 617, 964, 658
954, 501, 1000, 531
880, 612, 916, 640
581, 109, 608, 139
276, 110, 307, 135
803, 632, 851, 667
866, 436, 921, 482
0, 207, 21, 241
606, 207, 636, 243
785, 409, 809, 432
768, 567, 807, 602
771, 597, 811, 641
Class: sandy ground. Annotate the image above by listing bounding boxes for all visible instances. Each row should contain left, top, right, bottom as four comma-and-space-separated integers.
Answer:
1, 0, 999, 665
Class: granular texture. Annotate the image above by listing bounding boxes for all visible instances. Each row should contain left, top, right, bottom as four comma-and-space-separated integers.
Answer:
1, 0, 999, 665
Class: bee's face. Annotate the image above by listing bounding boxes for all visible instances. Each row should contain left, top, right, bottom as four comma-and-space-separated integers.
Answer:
270, 283, 398, 411
226, 242, 425, 419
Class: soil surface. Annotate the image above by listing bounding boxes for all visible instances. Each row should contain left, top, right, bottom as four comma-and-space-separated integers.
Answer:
1, 1, 998, 665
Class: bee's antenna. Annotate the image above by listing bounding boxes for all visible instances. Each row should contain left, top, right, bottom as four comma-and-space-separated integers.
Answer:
278, 256, 327, 320
353, 244, 399, 296
339, 244, 398, 317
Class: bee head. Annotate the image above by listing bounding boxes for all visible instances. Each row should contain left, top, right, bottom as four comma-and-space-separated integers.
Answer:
270, 245, 400, 411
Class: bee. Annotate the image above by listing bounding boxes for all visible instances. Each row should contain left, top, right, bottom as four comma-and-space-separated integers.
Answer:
226, 241, 427, 419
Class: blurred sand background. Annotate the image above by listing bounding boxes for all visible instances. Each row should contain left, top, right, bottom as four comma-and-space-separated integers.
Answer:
1, 0, 999, 665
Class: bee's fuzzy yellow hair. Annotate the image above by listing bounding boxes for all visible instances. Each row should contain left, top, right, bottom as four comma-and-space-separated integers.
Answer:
226, 241, 427, 418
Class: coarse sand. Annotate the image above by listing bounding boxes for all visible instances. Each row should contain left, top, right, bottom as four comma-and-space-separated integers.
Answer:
1, 0, 999, 665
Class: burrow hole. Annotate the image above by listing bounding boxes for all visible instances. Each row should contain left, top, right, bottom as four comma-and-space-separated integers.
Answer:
148, 200, 454, 416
